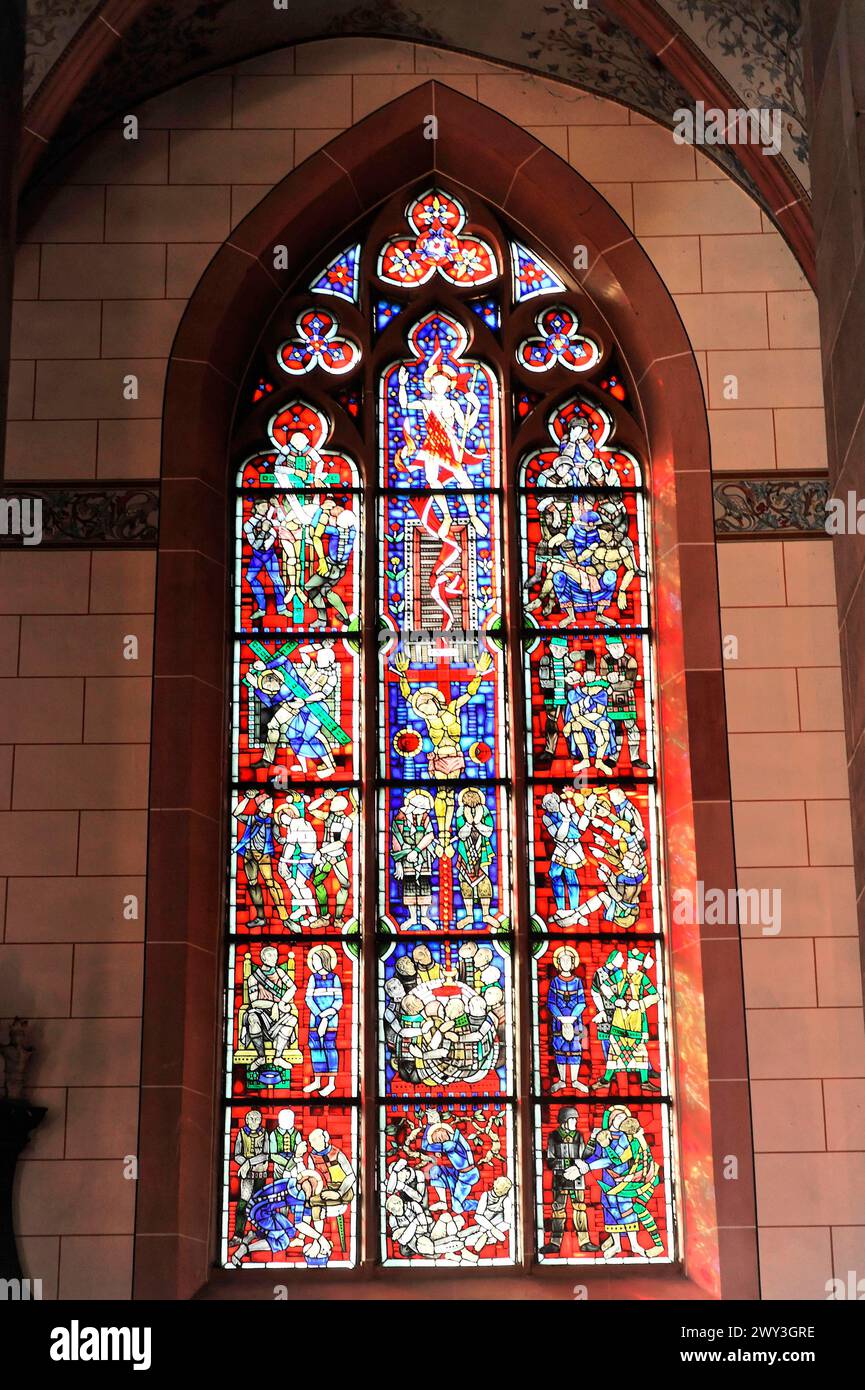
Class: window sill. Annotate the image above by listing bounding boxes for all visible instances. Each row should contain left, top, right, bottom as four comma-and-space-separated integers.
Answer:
192, 1264, 712, 1301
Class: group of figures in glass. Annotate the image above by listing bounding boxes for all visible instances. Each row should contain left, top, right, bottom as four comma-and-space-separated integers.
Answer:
223, 189, 673, 1269
382, 941, 509, 1093
229, 1105, 355, 1268
231, 788, 356, 933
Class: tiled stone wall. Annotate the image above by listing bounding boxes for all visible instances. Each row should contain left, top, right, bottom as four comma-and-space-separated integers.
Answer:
2, 34, 857, 1299
0, 550, 151, 1298
718, 538, 864, 1297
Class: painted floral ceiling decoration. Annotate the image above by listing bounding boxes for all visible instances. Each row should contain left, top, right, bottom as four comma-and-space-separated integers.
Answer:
656, 0, 807, 180
23, 0, 809, 204
24, 0, 92, 98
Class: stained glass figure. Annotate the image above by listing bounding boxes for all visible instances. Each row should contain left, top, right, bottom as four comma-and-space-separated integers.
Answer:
378, 190, 498, 289
535, 1102, 672, 1262
527, 783, 658, 935
382, 1103, 516, 1265
310, 243, 361, 302
380, 635, 504, 783
378, 783, 510, 935
230, 788, 359, 935
235, 637, 359, 786
239, 403, 359, 491
519, 396, 642, 489
225, 1103, 358, 1267
511, 239, 566, 301
523, 633, 653, 778
227, 940, 358, 1097
516, 305, 600, 373
379, 937, 512, 1095
237, 490, 360, 632
379, 311, 500, 490
532, 936, 666, 1098
277, 308, 361, 376
522, 500, 645, 631
521, 491, 646, 631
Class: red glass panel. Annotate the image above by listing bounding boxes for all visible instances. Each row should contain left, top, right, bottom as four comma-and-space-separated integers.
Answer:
520, 489, 646, 632
234, 637, 359, 785
224, 1102, 358, 1267
535, 1100, 673, 1262
381, 1101, 516, 1265
532, 935, 664, 1099
237, 490, 360, 634
527, 782, 658, 933
230, 786, 359, 936
227, 939, 358, 1099
519, 397, 640, 489
239, 400, 358, 490
523, 632, 653, 780
377, 189, 498, 291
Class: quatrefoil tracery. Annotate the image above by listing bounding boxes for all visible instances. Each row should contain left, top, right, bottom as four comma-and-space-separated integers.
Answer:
277, 308, 361, 377
377, 189, 498, 289
515, 305, 600, 374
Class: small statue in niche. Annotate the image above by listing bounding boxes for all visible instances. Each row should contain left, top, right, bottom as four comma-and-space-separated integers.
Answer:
0, 1018, 34, 1101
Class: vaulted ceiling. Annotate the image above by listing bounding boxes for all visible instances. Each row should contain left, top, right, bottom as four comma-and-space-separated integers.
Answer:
21, 1, 811, 271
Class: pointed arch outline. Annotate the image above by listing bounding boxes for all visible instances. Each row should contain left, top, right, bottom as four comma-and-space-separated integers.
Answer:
137, 80, 756, 1302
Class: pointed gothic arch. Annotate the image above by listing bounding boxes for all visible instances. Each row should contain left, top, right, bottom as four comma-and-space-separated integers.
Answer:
136, 81, 756, 1301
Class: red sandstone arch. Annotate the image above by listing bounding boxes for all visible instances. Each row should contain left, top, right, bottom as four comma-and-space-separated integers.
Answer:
136, 81, 757, 1301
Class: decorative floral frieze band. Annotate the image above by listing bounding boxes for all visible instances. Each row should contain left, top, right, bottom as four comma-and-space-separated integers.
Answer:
713, 474, 829, 537
0, 484, 158, 546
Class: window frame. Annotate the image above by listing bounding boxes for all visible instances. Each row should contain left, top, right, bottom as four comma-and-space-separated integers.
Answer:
135, 84, 756, 1300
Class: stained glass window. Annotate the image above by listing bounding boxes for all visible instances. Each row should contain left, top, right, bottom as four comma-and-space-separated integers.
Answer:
223, 186, 675, 1273
277, 309, 361, 377
516, 306, 600, 374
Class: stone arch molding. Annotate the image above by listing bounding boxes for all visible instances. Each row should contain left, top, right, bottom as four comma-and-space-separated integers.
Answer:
137, 80, 757, 1301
